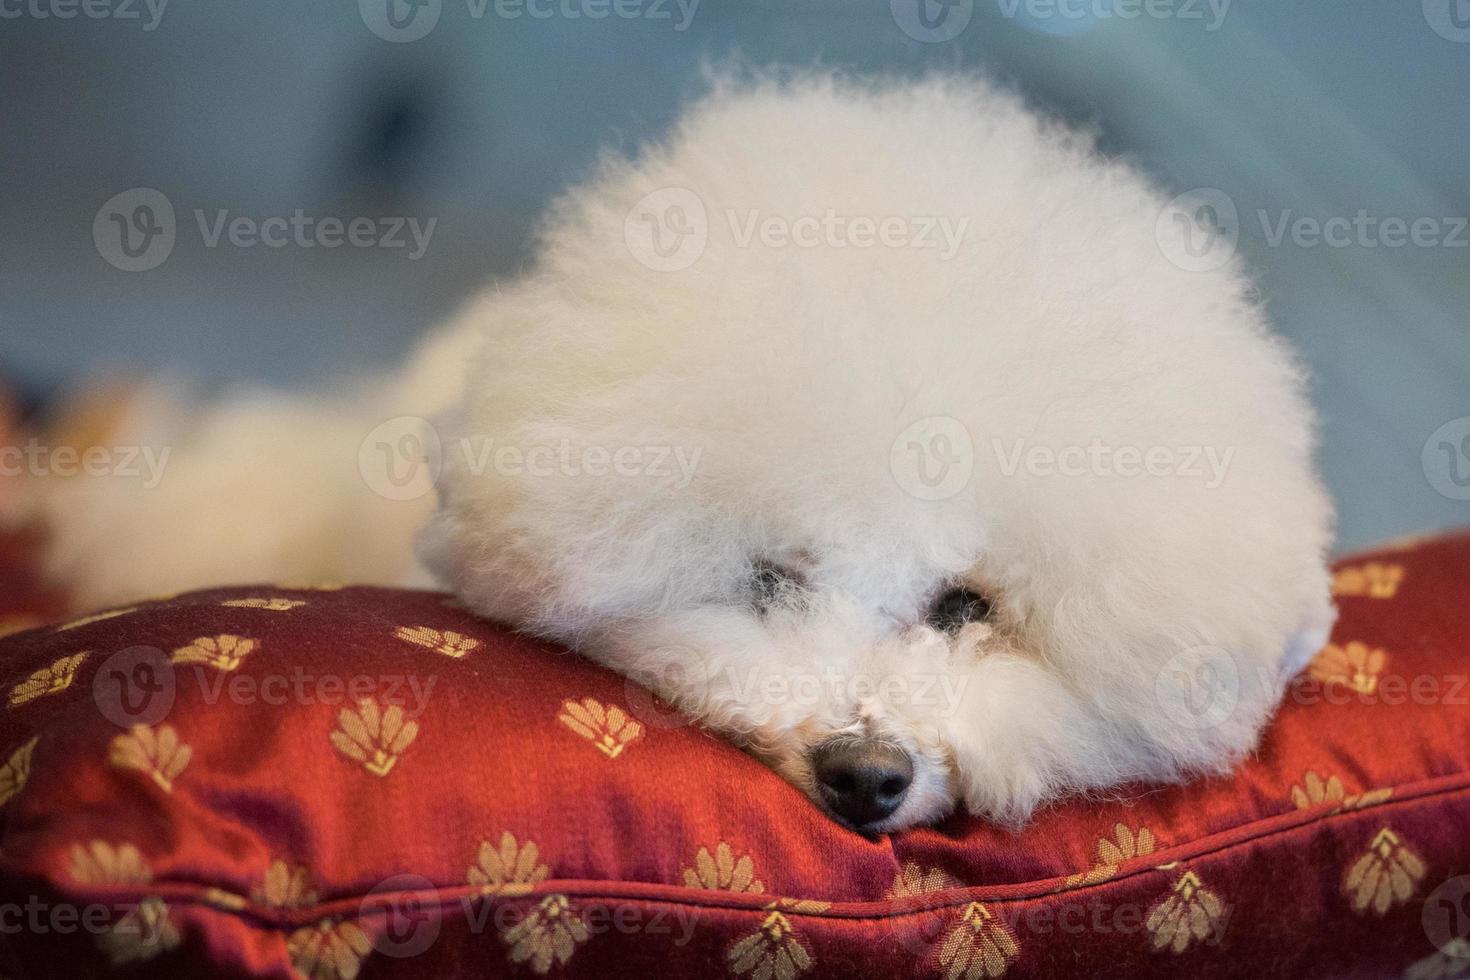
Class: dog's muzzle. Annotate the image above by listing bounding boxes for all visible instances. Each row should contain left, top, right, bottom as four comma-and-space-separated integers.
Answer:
810, 737, 913, 831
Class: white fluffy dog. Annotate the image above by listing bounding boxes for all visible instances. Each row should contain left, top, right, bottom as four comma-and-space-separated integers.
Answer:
34, 74, 1336, 833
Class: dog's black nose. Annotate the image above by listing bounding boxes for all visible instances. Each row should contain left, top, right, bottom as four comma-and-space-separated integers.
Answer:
811, 739, 913, 830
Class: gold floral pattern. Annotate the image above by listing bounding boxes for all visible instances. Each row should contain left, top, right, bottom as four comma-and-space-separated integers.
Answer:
109, 724, 192, 793
70, 839, 153, 886
1063, 824, 1158, 888
1291, 770, 1346, 809
0, 736, 37, 806
729, 909, 812, 980
393, 625, 480, 659
768, 898, 833, 914
5, 570, 1463, 977
1310, 641, 1388, 695
253, 860, 317, 909
502, 894, 588, 974
468, 832, 549, 897
330, 699, 418, 776
557, 697, 644, 759
220, 597, 306, 611
69, 841, 179, 965
1405, 938, 1470, 979
1331, 562, 1405, 599
681, 847, 821, 978
1146, 871, 1226, 953
55, 607, 136, 631
1289, 771, 1392, 812
202, 887, 248, 912
888, 862, 956, 899
1343, 828, 1426, 915
685, 842, 765, 894
8, 651, 88, 707
937, 902, 1018, 979
287, 919, 372, 980
171, 634, 257, 672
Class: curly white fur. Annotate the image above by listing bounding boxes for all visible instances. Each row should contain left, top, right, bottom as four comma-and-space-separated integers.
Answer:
36, 72, 1335, 831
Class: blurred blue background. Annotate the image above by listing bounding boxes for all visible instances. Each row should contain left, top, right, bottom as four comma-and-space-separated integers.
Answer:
1, 0, 1467, 549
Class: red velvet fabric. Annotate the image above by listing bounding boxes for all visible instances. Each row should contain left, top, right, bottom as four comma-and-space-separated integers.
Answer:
0, 534, 1467, 978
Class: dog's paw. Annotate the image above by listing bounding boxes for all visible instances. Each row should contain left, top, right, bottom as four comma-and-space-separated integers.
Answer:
954, 756, 1052, 828
942, 653, 1132, 827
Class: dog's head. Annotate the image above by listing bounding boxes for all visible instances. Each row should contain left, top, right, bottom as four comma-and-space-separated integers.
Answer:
418, 404, 1006, 832
416, 76, 1332, 832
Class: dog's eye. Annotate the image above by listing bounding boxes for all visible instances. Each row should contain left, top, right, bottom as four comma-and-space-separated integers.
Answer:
750, 562, 802, 610
927, 588, 991, 632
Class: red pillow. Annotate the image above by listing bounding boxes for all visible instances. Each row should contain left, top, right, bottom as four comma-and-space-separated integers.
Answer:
0, 534, 1467, 978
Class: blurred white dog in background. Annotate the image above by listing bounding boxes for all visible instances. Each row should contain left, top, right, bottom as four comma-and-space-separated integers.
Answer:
31, 73, 1335, 832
